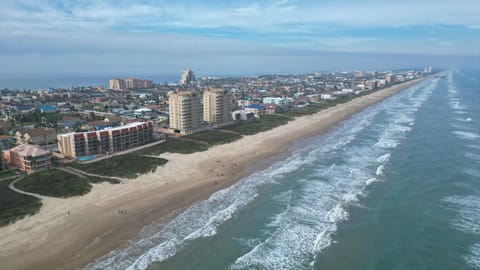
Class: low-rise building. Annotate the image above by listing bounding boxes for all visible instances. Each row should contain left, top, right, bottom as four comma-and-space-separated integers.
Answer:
231, 110, 255, 121
262, 97, 292, 111
39, 105, 58, 114
244, 104, 266, 118
57, 121, 154, 158
5, 144, 52, 173
15, 128, 57, 145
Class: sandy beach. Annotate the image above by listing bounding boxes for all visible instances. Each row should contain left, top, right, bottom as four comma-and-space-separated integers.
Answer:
0, 78, 426, 270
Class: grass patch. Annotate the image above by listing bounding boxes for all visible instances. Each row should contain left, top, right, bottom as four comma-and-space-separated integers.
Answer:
186, 130, 243, 145
221, 114, 292, 135
88, 175, 121, 184
136, 139, 209, 155
16, 170, 92, 198
0, 170, 17, 180
71, 154, 168, 179
0, 178, 42, 227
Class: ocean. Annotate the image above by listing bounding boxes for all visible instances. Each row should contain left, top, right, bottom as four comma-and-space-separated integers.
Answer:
86, 69, 480, 270
0, 75, 179, 90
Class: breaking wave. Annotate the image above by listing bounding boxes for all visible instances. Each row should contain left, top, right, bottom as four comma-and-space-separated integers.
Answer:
86, 78, 438, 270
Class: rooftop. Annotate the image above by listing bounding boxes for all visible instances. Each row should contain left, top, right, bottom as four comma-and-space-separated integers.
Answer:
59, 121, 150, 137
19, 128, 56, 137
9, 144, 49, 157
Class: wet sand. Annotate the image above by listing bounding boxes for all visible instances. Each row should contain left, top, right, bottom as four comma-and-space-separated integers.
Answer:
0, 78, 426, 270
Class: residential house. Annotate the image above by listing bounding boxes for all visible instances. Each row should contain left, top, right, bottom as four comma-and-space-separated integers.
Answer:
244, 104, 266, 118
39, 105, 58, 114
15, 128, 57, 145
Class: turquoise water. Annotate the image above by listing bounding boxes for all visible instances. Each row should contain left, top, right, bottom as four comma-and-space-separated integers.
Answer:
77, 155, 97, 161
87, 70, 480, 270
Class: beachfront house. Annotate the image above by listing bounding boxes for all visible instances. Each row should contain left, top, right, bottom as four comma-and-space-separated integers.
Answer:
4, 144, 52, 173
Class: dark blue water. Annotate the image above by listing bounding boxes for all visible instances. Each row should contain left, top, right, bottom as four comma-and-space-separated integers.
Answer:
0, 75, 179, 90
87, 70, 480, 270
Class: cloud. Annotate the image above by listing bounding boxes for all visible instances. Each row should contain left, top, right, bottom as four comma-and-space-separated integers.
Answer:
0, 0, 479, 77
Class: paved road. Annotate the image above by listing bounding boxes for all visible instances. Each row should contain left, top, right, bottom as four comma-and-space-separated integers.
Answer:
8, 177, 44, 199
65, 166, 125, 183
55, 167, 86, 178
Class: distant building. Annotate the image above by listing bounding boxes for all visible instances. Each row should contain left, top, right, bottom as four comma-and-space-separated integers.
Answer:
244, 104, 266, 118
180, 69, 196, 85
236, 99, 252, 108
5, 144, 52, 173
168, 90, 202, 135
385, 73, 392, 84
354, 71, 364, 78
39, 105, 58, 114
12, 105, 35, 114
109, 78, 126, 90
57, 121, 153, 159
203, 88, 233, 126
231, 110, 254, 121
109, 78, 153, 90
15, 128, 57, 145
262, 97, 292, 111
83, 119, 118, 131
134, 108, 153, 118
58, 116, 83, 129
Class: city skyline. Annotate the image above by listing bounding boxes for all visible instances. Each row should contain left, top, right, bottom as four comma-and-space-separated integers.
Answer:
1, 0, 479, 78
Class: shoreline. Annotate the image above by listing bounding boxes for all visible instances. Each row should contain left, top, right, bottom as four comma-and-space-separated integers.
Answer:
0, 78, 428, 270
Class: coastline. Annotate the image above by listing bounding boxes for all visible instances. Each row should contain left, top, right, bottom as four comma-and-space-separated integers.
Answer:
0, 78, 428, 270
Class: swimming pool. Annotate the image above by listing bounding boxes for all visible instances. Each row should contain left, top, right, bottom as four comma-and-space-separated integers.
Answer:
77, 155, 96, 161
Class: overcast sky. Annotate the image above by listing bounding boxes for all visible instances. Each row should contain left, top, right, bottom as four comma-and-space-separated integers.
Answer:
1, 0, 479, 78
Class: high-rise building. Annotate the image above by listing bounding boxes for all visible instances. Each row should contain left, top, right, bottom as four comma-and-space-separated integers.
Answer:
354, 70, 364, 78
109, 78, 154, 90
125, 78, 140, 89
180, 69, 196, 85
203, 88, 233, 126
168, 90, 202, 135
109, 78, 126, 90
385, 73, 392, 84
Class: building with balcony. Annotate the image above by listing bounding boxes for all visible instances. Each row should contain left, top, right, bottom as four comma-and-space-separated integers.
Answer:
203, 88, 233, 126
109, 78, 154, 90
57, 121, 153, 159
168, 91, 202, 135
262, 97, 293, 111
5, 144, 52, 173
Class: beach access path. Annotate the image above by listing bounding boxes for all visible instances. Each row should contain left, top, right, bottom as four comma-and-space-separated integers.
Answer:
0, 77, 429, 270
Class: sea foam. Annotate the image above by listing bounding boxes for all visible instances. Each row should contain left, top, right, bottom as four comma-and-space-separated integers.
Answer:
453, 131, 480, 140
86, 78, 439, 270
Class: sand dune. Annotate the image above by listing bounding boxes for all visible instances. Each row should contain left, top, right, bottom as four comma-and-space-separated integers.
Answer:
0, 78, 425, 270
